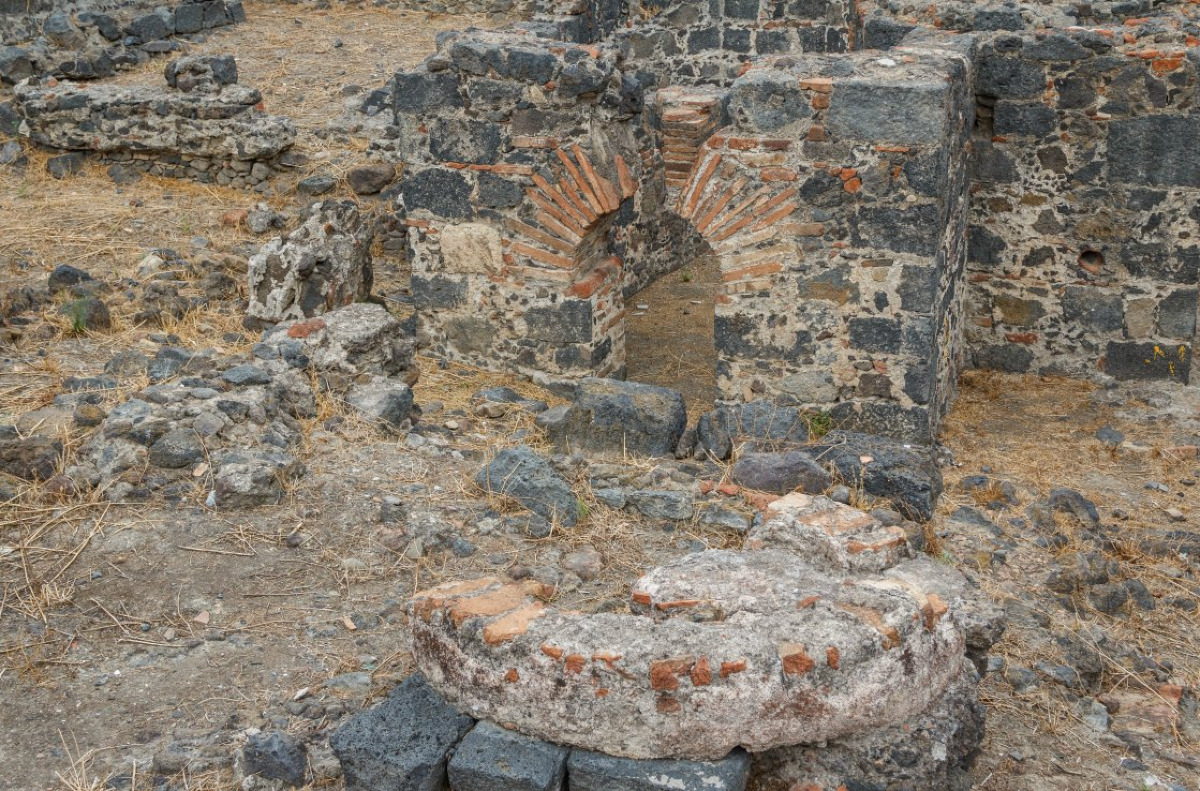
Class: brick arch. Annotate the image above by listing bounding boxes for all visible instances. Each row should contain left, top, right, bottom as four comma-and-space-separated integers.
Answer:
675, 138, 803, 292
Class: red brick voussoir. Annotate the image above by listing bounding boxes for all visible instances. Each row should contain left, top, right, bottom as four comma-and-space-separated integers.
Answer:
407, 495, 973, 761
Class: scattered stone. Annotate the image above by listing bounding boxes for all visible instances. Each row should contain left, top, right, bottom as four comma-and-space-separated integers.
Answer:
247, 203, 286, 235
1095, 426, 1125, 447
59, 296, 111, 331
544, 378, 686, 458
626, 489, 693, 520
330, 674, 474, 791
164, 55, 238, 93
475, 446, 579, 527
222, 364, 272, 386
802, 431, 942, 521
298, 175, 336, 196
242, 731, 307, 788
561, 546, 602, 581
448, 721, 568, 791
345, 378, 414, 432
346, 163, 396, 195
46, 152, 85, 179
47, 264, 94, 293
0, 432, 62, 480
693, 401, 811, 460
731, 451, 831, 495
213, 449, 302, 508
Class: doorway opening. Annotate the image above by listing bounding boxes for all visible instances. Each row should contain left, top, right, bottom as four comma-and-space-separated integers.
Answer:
624, 245, 721, 419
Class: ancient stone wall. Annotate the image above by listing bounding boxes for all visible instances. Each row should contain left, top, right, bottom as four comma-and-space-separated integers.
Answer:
613, 0, 856, 87
380, 30, 651, 381
0, 0, 243, 47
962, 23, 1199, 383
13, 62, 296, 187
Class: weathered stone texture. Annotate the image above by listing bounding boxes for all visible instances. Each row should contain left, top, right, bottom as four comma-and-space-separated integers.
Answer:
407, 494, 996, 761
247, 202, 374, 324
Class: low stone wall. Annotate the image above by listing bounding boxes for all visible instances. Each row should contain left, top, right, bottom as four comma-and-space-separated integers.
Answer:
0, 0, 245, 83
13, 64, 296, 187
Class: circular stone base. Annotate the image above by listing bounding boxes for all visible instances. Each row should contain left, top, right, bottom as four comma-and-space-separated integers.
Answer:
750, 656, 984, 791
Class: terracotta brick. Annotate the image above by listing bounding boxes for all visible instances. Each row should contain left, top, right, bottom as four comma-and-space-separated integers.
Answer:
695, 177, 748, 231
482, 602, 546, 645
532, 173, 591, 227
595, 688, 610, 697
631, 592, 652, 606
722, 262, 782, 283
921, 593, 949, 631
656, 696, 682, 714
762, 167, 798, 182
557, 148, 605, 213
541, 643, 564, 659
838, 603, 902, 650
720, 659, 747, 678
511, 242, 574, 269
410, 577, 496, 620
797, 595, 819, 610
450, 584, 532, 627
799, 77, 833, 93
655, 599, 704, 611
683, 153, 723, 216
650, 658, 694, 691
526, 187, 586, 237
843, 178, 862, 193
811, 93, 830, 110
512, 135, 558, 148
690, 657, 713, 687
507, 218, 576, 255
286, 318, 326, 339
615, 154, 637, 199
779, 643, 816, 675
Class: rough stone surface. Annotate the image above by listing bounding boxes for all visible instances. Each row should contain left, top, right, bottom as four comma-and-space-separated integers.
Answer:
802, 430, 944, 521
247, 202, 374, 324
15, 79, 294, 163
330, 673, 474, 791
731, 451, 831, 495
262, 303, 417, 386
447, 721, 568, 791
241, 731, 307, 788
475, 446, 579, 527
408, 494, 992, 761
752, 656, 985, 791
568, 748, 750, 791
545, 378, 687, 458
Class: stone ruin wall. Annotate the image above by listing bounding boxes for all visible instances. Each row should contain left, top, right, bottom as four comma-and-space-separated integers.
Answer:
7, 0, 1197, 444
380, 0, 1200, 443
0, 0, 244, 48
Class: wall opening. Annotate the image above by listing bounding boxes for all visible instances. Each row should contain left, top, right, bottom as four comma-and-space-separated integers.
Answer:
624, 239, 720, 418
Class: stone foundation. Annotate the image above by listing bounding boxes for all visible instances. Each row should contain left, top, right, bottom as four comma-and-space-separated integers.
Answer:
12, 60, 296, 186
0, 0, 245, 83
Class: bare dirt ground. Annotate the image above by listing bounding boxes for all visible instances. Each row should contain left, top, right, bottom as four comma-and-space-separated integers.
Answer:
1, 5, 1198, 791
625, 253, 720, 418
